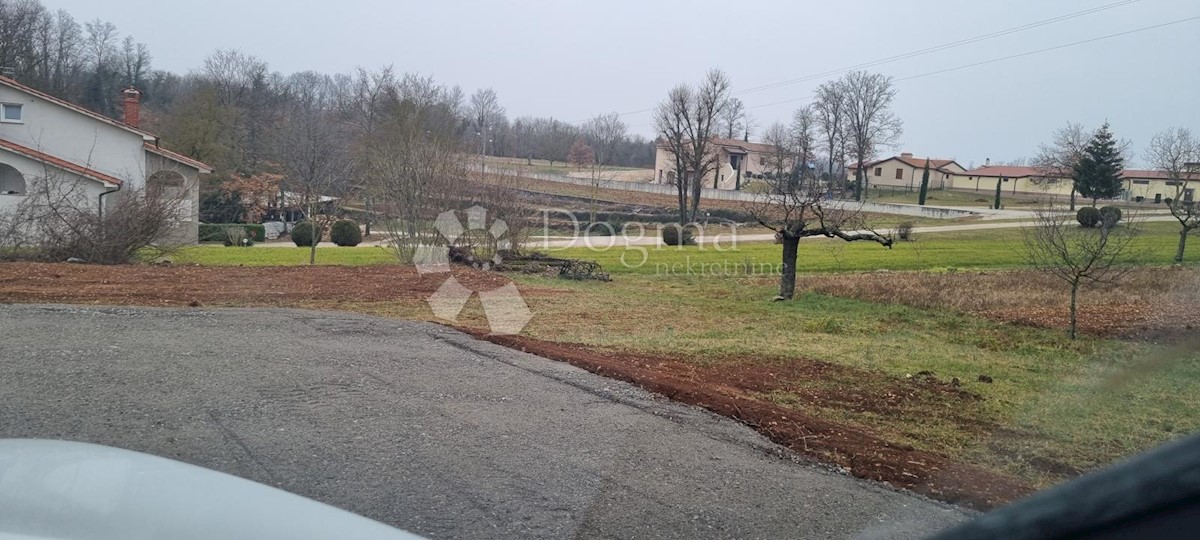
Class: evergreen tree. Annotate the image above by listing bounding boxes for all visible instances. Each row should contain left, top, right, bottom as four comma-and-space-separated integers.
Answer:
1073, 122, 1125, 206
918, 158, 931, 205
994, 178, 1003, 210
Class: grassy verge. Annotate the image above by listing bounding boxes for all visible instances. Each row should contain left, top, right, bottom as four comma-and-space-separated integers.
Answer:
174, 245, 397, 266
552, 222, 1191, 275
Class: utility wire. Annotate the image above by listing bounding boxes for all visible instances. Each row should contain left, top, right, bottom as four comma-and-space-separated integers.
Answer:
607, 0, 1139, 120
736, 14, 1200, 113
736, 0, 1139, 95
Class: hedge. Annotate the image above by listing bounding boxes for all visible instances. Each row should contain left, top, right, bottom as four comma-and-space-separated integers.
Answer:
200, 224, 266, 243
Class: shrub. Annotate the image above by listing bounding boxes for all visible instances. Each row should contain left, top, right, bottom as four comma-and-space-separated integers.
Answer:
223, 226, 254, 247
897, 222, 915, 242
1099, 206, 1123, 227
200, 224, 266, 243
1076, 207, 1101, 228
661, 224, 696, 246
290, 221, 322, 247
330, 219, 362, 247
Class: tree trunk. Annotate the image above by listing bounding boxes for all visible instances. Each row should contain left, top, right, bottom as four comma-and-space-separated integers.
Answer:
1068, 281, 1079, 340
777, 234, 800, 301
855, 160, 865, 202
1069, 189, 1077, 212
1176, 228, 1189, 263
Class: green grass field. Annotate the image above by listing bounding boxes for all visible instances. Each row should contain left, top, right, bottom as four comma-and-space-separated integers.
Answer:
175, 245, 397, 266
552, 222, 1193, 275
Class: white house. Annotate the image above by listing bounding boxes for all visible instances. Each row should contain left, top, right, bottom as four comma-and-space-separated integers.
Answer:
0, 77, 212, 244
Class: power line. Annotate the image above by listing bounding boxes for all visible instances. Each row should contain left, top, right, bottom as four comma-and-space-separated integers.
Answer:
719, 14, 1200, 117
603, 0, 1138, 122
892, 14, 1200, 83
735, 0, 1139, 96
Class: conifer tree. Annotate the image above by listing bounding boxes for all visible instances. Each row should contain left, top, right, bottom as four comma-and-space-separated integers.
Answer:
918, 158, 931, 206
1073, 122, 1125, 206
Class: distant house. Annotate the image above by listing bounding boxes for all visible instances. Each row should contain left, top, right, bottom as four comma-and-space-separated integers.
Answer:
847, 153, 967, 190
654, 137, 783, 190
951, 166, 1193, 203
953, 165, 1055, 195
0, 77, 212, 244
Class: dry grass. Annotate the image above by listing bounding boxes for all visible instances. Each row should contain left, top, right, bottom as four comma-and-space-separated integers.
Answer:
797, 266, 1200, 339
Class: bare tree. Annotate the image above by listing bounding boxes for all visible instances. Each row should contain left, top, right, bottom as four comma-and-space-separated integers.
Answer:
813, 80, 847, 190
119, 35, 150, 88
277, 72, 351, 265
1145, 127, 1200, 263
718, 97, 746, 140
469, 87, 505, 157
584, 112, 627, 167
760, 122, 792, 185
363, 77, 466, 264
1022, 206, 1141, 339
744, 175, 892, 301
843, 71, 902, 201
582, 112, 627, 222
653, 69, 731, 224
791, 105, 817, 187
1033, 123, 1089, 210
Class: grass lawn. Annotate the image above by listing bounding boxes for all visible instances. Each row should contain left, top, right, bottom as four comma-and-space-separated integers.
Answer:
174, 245, 397, 266
552, 222, 1193, 276
869, 188, 1047, 208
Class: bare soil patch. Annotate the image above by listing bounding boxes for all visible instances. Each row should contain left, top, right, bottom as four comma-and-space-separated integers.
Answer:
469, 331, 1032, 510
798, 266, 1200, 340
0, 262, 516, 307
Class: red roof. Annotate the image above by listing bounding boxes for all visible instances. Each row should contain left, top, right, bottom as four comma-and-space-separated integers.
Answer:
1121, 169, 1174, 180
963, 165, 1042, 178
144, 143, 213, 173
851, 155, 962, 172
0, 138, 122, 186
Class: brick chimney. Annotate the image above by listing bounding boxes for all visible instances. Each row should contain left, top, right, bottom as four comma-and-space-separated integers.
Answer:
901, 152, 914, 159
122, 87, 142, 128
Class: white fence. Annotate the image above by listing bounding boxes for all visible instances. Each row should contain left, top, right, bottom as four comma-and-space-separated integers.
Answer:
492, 166, 981, 220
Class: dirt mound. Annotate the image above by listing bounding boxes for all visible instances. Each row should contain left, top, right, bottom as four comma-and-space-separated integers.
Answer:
469, 332, 1032, 510
0, 262, 515, 306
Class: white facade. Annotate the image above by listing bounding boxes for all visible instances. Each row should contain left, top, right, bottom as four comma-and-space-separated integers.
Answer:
0, 78, 211, 244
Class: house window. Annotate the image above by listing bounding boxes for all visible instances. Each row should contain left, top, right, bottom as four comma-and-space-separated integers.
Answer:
895, 168, 904, 180
0, 103, 22, 123
1132, 180, 1150, 185
874, 167, 882, 177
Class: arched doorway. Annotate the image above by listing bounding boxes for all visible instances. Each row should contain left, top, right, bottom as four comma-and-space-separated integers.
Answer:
0, 163, 25, 195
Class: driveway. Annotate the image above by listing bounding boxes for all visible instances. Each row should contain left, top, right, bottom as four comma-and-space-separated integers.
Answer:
0, 305, 968, 539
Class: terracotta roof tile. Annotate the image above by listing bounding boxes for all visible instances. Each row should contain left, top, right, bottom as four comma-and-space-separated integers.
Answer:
144, 143, 213, 173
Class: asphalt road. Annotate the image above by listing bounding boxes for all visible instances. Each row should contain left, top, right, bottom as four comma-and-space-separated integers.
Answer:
0, 304, 970, 539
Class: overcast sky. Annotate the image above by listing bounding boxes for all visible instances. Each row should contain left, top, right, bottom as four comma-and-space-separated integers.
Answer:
43, 0, 1200, 167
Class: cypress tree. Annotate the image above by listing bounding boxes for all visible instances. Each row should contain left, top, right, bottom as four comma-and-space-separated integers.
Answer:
1073, 122, 1125, 206
918, 158, 931, 206
994, 178, 1003, 210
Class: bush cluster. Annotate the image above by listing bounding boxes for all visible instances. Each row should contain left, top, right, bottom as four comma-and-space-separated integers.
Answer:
330, 220, 362, 247
1077, 206, 1124, 228
290, 221, 322, 247
661, 224, 696, 246
1076, 207, 1101, 228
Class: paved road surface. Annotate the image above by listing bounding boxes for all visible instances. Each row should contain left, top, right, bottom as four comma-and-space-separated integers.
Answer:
0, 305, 969, 539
